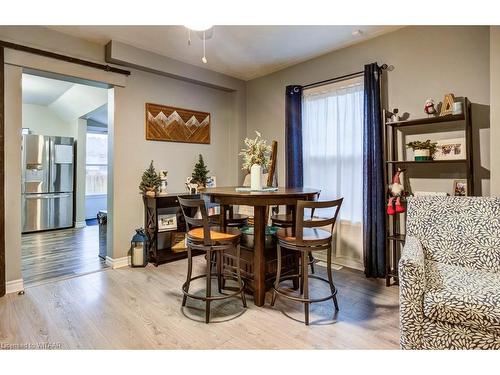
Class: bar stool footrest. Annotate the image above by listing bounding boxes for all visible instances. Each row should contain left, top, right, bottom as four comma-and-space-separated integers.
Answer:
272, 274, 337, 303
182, 273, 245, 302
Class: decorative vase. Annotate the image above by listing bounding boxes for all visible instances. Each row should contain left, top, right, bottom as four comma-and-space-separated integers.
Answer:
250, 163, 262, 190
145, 189, 156, 197
414, 149, 431, 161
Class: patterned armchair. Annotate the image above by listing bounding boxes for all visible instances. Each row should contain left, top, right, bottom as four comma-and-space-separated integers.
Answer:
399, 197, 500, 349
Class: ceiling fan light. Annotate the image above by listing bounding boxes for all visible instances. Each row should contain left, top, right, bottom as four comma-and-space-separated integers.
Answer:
184, 24, 213, 32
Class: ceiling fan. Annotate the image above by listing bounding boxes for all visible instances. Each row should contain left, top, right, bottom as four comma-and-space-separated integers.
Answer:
184, 24, 214, 64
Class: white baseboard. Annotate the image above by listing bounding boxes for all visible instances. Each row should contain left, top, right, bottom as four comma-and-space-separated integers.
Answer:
74, 221, 87, 229
105, 256, 130, 269
6, 279, 24, 294
333, 256, 364, 271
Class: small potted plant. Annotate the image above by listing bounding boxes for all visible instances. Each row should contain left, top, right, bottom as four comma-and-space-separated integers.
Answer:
139, 160, 162, 196
406, 140, 437, 161
191, 154, 209, 191
239, 131, 271, 190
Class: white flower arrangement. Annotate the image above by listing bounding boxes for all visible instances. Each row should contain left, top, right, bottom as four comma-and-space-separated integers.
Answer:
239, 131, 272, 171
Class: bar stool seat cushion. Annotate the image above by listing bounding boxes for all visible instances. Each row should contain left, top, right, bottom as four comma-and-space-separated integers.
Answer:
187, 226, 241, 243
277, 227, 331, 246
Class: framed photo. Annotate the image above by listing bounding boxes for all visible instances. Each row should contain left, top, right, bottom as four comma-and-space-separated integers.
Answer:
206, 176, 217, 188
434, 138, 466, 160
158, 213, 177, 231
453, 179, 468, 196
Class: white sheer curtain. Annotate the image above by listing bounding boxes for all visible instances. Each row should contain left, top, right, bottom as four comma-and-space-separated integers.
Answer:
302, 76, 364, 223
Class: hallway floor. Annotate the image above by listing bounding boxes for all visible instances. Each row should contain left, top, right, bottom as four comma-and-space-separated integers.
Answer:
21, 225, 108, 286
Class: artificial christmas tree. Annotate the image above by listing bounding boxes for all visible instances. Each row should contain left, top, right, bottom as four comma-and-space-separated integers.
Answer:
191, 154, 210, 188
139, 160, 162, 196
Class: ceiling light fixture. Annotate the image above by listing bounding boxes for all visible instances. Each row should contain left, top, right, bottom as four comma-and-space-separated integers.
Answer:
184, 25, 214, 64
184, 24, 213, 32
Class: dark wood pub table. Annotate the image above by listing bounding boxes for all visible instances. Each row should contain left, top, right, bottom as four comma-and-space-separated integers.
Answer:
201, 186, 320, 306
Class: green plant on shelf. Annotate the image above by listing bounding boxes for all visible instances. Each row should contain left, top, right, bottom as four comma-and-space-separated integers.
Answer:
406, 140, 437, 153
191, 154, 210, 188
139, 160, 162, 196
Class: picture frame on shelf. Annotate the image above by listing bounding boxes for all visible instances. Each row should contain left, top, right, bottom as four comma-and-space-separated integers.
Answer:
158, 213, 177, 231
453, 179, 468, 196
433, 138, 466, 160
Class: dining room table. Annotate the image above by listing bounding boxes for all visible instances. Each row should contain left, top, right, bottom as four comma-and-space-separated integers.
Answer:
201, 186, 320, 306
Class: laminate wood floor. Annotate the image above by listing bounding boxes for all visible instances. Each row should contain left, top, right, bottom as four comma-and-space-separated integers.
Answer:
21, 226, 108, 286
0, 257, 400, 349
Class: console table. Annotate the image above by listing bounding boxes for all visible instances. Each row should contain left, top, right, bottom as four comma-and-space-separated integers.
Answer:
142, 192, 202, 266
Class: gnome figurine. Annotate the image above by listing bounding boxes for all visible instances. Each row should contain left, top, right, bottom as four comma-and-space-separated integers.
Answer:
424, 98, 437, 116
387, 169, 406, 215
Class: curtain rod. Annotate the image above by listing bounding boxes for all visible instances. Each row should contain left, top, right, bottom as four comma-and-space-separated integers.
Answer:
302, 63, 389, 90
0, 40, 131, 76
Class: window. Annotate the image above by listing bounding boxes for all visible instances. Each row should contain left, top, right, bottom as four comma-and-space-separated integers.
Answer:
302, 76, 364, 223
86, 132, 108, 195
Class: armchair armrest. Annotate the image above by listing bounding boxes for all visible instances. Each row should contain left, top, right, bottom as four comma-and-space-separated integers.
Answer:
399, 236, 426, 349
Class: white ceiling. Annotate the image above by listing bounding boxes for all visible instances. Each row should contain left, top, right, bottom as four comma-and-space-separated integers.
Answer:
22, 74, 74, 105
22, 74, 108, 123
47, 25, 401, 80
84, 105, 108, 126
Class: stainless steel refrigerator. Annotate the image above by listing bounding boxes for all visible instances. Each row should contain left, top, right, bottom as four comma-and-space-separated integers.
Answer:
22, 135, 75, 233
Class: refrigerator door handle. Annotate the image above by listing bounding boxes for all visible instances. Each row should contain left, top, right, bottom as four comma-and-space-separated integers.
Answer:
52, 193, 72, 198
25, 194, 53, 199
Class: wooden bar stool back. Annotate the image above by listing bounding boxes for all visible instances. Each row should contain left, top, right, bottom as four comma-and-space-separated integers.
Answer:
271, 191, 322, 273
271, 198, 343, 325
178, 196, 246, 323
208, 206, 249, 228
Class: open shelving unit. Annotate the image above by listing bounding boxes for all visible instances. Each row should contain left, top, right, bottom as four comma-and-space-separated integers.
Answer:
384, 97, 474, 286
143, 193, 204, 266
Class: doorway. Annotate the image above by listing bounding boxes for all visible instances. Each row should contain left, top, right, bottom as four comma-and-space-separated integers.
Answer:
20, 72, 110, 286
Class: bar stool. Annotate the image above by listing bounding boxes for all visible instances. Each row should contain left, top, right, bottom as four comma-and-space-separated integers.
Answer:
271, 198, 343, 325
271, 191, 322, 274
178, 196, 247, 323
208, 206, 249, 228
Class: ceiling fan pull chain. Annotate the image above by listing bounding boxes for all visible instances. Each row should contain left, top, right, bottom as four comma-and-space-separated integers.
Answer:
202, 31, 207, 64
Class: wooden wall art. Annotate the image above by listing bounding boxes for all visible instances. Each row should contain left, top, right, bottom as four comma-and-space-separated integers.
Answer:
145, 103, 210, 144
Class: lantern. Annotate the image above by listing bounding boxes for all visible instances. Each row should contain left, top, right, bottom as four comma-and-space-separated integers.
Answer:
130, 228, 149, 267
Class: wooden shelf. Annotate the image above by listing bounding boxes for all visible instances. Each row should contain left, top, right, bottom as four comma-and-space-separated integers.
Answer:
383, 97, 473, 288
386, 114, 465, 127
388, 234, 406, 243
386, 159, 467, 164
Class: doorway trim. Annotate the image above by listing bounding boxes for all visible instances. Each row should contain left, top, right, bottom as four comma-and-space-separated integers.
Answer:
1, 46, 5, 297
1, 44, 125, 296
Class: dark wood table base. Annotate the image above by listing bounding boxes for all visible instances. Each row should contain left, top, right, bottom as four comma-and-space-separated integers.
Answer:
201, 187, 320, 306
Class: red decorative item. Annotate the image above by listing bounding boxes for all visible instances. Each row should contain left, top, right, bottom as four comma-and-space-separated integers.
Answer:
395, 197, 405, 213
387, 197, 396, 215
389, 170, 404, 197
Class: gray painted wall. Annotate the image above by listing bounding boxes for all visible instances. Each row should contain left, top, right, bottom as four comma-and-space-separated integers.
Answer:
246, 26, 491, 195
1, 26, 246, 283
